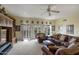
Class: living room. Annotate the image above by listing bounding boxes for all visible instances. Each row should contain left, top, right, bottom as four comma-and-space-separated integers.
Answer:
0, 4, 79, 55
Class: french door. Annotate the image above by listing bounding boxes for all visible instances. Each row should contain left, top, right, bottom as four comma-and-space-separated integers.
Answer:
21, 24, 51, 40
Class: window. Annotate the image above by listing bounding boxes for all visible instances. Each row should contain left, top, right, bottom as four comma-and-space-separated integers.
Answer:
52, 26, 55, 31
34, 28, 37, 34
46, 22, 48, 24
66, 25, 74, 34
41, 21, 43, 24
37, 21, 39, 24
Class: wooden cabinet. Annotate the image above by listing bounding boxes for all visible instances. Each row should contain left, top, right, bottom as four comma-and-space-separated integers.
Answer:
0, 13, 16, 44
0, 14, 13, 27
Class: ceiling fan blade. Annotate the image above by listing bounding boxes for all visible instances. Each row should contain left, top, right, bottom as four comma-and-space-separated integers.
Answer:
51, 10, 60, 13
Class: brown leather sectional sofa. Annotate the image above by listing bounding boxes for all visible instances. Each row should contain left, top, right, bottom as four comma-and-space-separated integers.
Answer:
41, 34, 79, 55
42, 45, 79, 55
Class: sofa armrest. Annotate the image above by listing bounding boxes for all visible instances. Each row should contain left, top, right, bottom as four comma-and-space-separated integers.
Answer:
56, 47, 79, 55
41, 46, 53, 55
41, 45, 60, 55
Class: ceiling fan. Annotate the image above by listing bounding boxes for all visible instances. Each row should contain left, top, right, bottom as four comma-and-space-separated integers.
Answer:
41, 5, 60, 16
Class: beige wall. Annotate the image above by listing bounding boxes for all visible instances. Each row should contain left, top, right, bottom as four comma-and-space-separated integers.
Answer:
14, 15, 79, 38
55, 16, 79, 37
13, 16, 56, 40
15, 17, 56, 25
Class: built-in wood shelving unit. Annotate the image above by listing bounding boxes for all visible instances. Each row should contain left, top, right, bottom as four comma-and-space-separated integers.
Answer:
0, 13, 16, 44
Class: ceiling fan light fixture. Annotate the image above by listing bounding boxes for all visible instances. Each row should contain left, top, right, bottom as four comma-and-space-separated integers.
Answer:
47, 5, 60, 16
51, 10, 60, 13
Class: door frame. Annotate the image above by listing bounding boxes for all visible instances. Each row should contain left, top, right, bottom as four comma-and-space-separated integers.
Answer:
0, 26, 12, 42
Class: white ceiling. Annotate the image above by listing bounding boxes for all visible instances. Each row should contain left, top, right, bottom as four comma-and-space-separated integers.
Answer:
2, 4, 79, 20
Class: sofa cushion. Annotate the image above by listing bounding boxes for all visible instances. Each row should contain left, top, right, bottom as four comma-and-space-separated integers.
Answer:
69, 38, 76, 44
59, 35, 66, 41
67, 38, 76, 48
67, 43, 75, 48
43, 40, 54, 46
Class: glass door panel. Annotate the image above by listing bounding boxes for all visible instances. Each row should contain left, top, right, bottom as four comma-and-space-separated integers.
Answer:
21, 24, 51, 40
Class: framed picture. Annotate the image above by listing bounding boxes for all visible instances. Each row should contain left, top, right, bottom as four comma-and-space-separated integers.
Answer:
15, 25, 20, 31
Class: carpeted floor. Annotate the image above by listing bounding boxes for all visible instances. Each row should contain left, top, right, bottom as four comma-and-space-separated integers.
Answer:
7, 39, 43, 55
